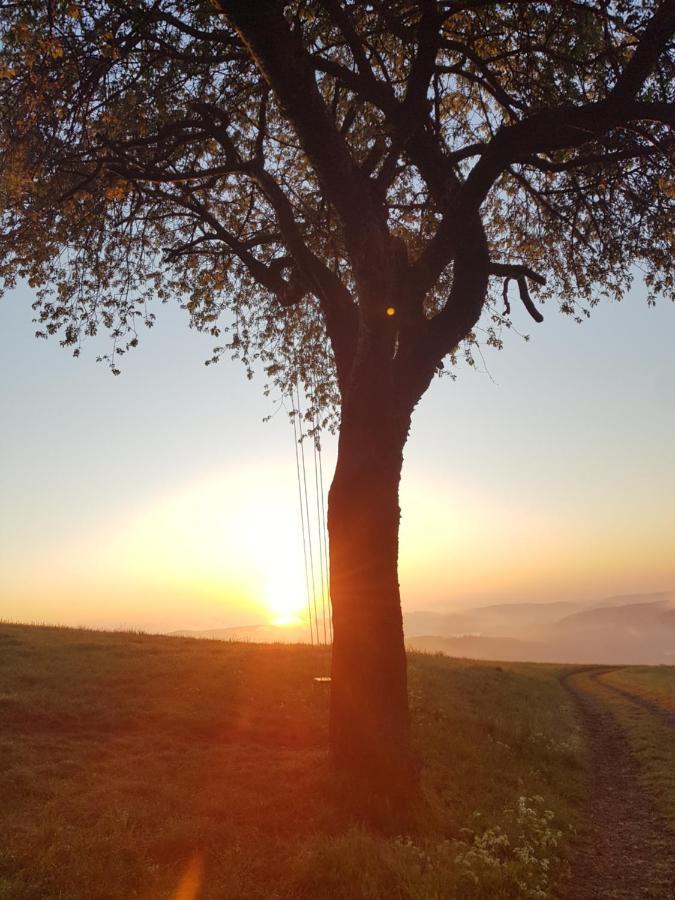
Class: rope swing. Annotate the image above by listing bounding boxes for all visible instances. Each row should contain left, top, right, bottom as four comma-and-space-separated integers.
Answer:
290, 378, 332, 645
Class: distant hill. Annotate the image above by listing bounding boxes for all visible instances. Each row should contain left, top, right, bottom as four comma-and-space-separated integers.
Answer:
406, 634, 551, 663
403, 601, 580, 640
466, 600, 577, 621
556, 598, 674, 630
172, 592, 675, 665
172, 623, 308, 642
405, 592, 675, 665
593, 591, 675, 608
543, 595, 675, 665
172, 621, 330, 644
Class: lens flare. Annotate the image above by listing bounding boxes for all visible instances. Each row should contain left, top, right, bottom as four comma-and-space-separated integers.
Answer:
172, 854, 204, 900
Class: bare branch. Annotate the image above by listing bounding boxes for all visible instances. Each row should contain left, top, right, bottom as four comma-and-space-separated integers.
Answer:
489, 263, 547, 286
516, 277, 544, 323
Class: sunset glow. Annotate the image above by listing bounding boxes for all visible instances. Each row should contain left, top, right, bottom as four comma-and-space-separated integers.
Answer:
263, 545, 308, 626
266, 579, 306, 626
1, 285, 674, 633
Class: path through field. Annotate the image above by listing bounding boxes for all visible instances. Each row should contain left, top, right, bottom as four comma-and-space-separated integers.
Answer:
562, 669, 675, 900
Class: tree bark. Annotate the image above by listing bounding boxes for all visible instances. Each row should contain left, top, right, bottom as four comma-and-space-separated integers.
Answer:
327, 368, 417, 804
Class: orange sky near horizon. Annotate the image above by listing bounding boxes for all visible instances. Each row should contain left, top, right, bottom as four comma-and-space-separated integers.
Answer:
1, 280, 674, 632
2, 458, 674, 632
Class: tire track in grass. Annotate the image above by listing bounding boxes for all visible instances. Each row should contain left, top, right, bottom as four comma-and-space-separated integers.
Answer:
595, 671, 675, 729
561, 669, 675, 900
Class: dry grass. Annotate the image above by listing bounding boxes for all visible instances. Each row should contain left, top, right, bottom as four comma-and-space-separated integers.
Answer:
0, 624, 586, 898
600, 666, 675, 715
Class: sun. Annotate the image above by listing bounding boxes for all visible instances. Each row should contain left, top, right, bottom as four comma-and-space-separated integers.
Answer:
265, 571, 306, 626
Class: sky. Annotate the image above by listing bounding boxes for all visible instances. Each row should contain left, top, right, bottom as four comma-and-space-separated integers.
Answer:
1, 278, 674, 632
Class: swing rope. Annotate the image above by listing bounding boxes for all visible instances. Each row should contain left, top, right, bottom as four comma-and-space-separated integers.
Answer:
312, 415, 329, 645
291, 385, 316, 645
316, 341, 333, 643
290, 371, 332, 645
295, 379, 323, 643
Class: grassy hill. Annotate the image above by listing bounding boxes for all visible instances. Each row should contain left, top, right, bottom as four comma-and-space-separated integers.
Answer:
0, 623, 671, 898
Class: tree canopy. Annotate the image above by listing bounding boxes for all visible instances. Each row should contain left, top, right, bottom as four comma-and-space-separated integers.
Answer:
0, 1, 673, 418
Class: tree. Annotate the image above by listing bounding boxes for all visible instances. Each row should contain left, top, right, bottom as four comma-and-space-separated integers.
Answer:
1, 0, 673, 803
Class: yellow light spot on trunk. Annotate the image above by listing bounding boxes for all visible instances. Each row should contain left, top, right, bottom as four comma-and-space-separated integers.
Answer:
172, 854, 204, 900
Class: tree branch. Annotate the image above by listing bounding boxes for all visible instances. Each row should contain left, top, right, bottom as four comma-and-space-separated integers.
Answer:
215, 0, 389, 268
456, 1, 675, 218
489, 263, 546, 286
515, 276, 544, 323
611, 0, 675, 103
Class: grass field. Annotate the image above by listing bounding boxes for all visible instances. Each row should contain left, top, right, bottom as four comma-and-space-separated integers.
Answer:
0, 623, 587, 899
600, 665, 675, 715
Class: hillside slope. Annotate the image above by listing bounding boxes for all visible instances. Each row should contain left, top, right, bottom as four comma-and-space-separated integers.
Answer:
0, 623, 583, 899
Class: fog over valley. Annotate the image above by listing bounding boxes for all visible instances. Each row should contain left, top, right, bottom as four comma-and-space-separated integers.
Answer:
175, 591, 675, 666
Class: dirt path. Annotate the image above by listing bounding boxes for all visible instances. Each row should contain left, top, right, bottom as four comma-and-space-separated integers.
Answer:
561, 669, 675, 900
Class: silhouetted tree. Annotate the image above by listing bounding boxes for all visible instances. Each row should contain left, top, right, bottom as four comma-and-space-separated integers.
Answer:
1, 0, 673, 802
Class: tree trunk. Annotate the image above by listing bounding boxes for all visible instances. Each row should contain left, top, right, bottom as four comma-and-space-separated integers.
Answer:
327, 378, 417, 804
